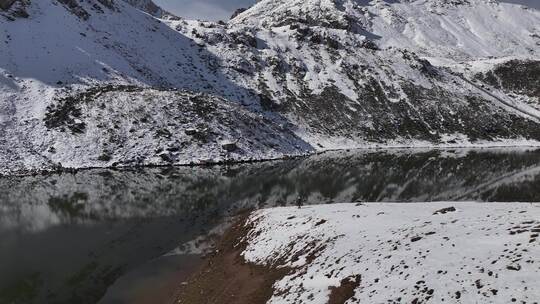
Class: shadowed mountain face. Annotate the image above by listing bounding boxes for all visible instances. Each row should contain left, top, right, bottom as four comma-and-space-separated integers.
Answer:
2, 149, 540, 304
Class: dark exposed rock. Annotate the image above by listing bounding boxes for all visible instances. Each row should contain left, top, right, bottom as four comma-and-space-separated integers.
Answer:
360, 39, 379, 50
230, 30, 258, 48
230, 7, 247, 20
44, 85, 143, 135
97, 152, 112, 162
184, 128, 198, 136
57, 0, 91, 20
328, 275, 361, 304
434, 207, 457, 215
475, 60, 540, 99
55, 0, 116, 20
0, 0, 29, 19
222, 141, 238, 152
506, 264, 522, 271
124, 0, 165, 18
273, 77, 540, 144
411, 236, 423, 242
0, 0, 17, 10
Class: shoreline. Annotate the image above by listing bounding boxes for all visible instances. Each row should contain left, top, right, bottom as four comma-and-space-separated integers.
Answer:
170, 202, 540, 303
171, 212, 289, 304
89, 202, 540, 303
3, 142, 540, 178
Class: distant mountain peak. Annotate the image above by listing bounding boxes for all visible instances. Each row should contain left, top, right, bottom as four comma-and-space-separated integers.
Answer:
123, 0, 168, 18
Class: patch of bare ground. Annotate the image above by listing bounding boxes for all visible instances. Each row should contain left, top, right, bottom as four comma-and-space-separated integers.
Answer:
328, 275, 362, 304
173, 213, 290, 304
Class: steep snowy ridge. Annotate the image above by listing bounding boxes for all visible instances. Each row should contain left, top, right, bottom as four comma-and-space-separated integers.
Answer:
1, 0, 540, 174
232, 0, 540, 60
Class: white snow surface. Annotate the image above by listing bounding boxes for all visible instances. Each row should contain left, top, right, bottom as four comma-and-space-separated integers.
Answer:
243, 202, 540, 303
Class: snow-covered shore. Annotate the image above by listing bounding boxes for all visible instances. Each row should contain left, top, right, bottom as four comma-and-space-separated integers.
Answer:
240, 203, 540, 303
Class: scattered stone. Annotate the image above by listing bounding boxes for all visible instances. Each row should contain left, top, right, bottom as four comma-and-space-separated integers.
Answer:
158, 152, 173, 163
185, 128, 198, 136
314, 219, 327, 227
434, 207, 457, 215
411, 236, 423, 242
506, 264, 522, 271
97, 152, 112, 162
221, 141, 238, 152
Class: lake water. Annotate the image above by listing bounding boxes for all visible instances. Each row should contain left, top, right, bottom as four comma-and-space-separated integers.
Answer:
1, 148, 540, 304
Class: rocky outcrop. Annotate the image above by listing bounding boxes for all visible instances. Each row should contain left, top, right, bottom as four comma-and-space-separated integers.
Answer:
0, 0, 16, 10
124, 0, 166, 18
230, 8, 247, 20
36, 86, 310, 171
476, 60, 540, 100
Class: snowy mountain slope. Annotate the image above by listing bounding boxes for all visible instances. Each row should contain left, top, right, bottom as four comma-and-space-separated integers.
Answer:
0, 0, 287, 174
1, 0, 540, 174
41, 86, 310, 170
232, 0, 540, 60
219, 0, 540, 144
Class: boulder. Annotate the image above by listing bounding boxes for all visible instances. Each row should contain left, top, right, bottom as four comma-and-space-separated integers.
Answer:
185, 128, 198, 136
221, 141, 238, 152
0, 0, 17, 10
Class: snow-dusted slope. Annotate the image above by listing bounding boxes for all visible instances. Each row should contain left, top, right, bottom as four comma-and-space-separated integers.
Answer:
1, 0, 540, 174
222, 0, 540, 146
243, 202, 540, 303
232, 0, 540, 60
0, 0, 295, 174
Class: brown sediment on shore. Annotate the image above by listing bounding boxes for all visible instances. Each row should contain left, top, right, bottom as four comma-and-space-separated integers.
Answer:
328, 275, 362, 304
172, 213, 289, 304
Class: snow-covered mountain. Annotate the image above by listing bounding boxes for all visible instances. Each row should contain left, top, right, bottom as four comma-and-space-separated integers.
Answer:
234, 0, 540, 60
1, 0, 540, 175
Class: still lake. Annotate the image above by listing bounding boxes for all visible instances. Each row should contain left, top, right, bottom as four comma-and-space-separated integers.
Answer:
1, 148, 540, 304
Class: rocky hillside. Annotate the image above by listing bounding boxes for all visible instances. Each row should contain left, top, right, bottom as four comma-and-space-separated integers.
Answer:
1, 0, 540, 175
475, 60, 540, 109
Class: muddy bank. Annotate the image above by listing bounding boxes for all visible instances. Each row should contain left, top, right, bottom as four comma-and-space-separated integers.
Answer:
173, 213, 289, 304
